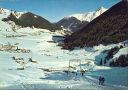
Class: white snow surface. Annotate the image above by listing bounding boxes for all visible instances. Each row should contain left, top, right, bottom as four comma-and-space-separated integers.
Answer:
0, 8, 128, 90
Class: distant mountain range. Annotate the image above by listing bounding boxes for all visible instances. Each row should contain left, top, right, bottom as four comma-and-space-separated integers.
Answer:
1, 8, 61, 31
63, 0, 128, 50
56, 7, 107, 32
0, 7, 107, 32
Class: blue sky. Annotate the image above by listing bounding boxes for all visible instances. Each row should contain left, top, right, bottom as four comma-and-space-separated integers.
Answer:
0, 0, 121, 22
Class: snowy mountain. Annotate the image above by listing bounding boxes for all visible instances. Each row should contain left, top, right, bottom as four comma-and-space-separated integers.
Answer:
56, 17, 89, 32
56, 7, 107, 32
67, 7, 107, 22
1, 8, 61, 31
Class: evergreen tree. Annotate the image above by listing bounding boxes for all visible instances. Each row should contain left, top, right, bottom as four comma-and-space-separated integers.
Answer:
104, 59, 107, 64
100, 59, 102, 65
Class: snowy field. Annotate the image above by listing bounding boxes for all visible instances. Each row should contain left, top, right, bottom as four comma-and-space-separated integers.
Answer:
0, 11, 128, 90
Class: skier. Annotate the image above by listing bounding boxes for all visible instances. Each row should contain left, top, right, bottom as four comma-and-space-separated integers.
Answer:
99, 76, 102, 85
28, 57, 33, 62
75, 72, 77, 76
99, 76, 105, 85
81, 72, 84, 76
101, 76, 105, 85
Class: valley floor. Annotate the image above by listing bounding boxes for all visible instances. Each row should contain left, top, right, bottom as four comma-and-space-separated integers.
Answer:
0, 27, 128, 90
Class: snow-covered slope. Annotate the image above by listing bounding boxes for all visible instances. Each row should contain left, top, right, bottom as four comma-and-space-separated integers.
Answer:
0, 8, 11, 19
67, 7, 107, 22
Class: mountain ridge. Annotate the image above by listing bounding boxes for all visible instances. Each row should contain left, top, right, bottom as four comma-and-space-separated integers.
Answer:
1, 8, 61, 31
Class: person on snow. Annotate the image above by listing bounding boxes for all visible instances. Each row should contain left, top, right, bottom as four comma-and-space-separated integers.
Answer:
99, 76, 102, 85
99, 76, 105, 85
101, 76, 105, 85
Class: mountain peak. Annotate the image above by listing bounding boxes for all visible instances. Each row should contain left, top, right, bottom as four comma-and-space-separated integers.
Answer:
65, 7, 107, 22
95, 6, 107, 15
96, 6, 107, 11
11, 11, 25, 19
0, 8, 10, 14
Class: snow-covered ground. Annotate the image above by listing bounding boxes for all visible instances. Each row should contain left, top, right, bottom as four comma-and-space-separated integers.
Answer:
0, 9, 128, 90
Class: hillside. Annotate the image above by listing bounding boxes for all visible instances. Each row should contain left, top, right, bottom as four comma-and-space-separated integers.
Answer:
56, 17, 89, 32
2, 11, 61, 31
63, 0, 128, 50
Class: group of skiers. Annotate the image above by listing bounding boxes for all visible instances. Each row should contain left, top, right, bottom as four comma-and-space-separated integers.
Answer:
99, 76, 105, 85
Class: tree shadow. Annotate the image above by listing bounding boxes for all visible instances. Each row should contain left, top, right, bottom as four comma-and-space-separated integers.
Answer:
40, 71, 80, 81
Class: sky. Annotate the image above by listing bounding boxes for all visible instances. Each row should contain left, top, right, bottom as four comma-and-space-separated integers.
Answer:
0, 0, 121, 22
